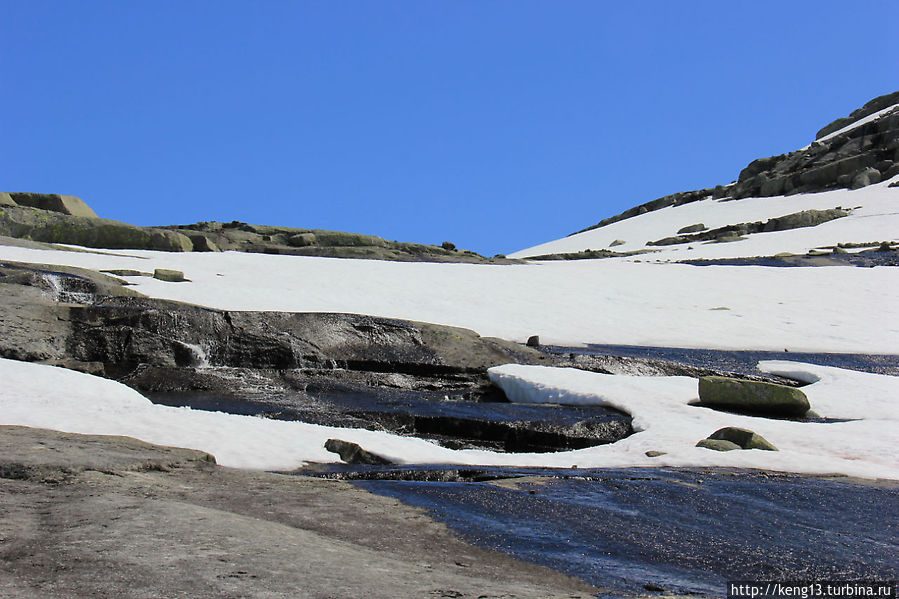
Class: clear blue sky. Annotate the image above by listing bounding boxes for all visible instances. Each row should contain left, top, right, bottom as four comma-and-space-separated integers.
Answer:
2, 1, 897, 256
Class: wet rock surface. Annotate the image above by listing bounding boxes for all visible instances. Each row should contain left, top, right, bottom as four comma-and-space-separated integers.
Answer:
0, 426, 598, 599
351, 466, 899, 597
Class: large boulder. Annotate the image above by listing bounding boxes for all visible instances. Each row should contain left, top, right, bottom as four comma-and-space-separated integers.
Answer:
188, 234, 220, 252
0, 192, 17, 206
698, 376, 810, 417
8, 193, 98, 218
850, 167, 882, 189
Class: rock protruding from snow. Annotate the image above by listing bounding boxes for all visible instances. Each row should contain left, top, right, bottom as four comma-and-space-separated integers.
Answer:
698, 376, 809, 417
705, 427, 778, 451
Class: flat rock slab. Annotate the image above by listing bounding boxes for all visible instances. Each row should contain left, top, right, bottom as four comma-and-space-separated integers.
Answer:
0, 426, 598, 599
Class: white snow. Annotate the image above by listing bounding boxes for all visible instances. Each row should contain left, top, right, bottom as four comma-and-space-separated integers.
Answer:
511, 180, 899, 260
3, 357, 896, 480
1, 238, 897, 353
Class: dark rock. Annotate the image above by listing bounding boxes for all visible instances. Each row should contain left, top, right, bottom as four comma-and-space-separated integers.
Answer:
850, 167, 881, 189
441, 241, 456, 251
526, 335, 541, 348
881, 162, 899, 181
762, 208, 848, 232
324, 439, 394, 465
698, 376, 809, 417
677, 223, 707, 234
816, 91, 899, 139
153, 269, 187, 282
609, 239, 626, 247
696, 439, 741, 452
644, 450, 666, 457
708, 427, 778, 451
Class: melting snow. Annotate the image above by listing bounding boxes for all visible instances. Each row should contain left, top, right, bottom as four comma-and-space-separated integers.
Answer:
2, 357, 896, 480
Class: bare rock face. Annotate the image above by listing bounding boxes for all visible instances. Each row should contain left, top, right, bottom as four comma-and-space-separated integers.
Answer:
7, 192, 99, 218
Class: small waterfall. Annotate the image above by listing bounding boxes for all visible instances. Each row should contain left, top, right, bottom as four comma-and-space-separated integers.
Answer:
179, 341, 212, 369
39, 273, 94, 304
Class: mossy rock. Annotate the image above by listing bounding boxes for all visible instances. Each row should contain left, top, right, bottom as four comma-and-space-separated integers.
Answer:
153, 269, 187, 282
288, 233, 317, 247
708, 427, 778, 451
312, 230, 388, 248
0, 206, 192, 252
698, 376, 809, 417
696, 439, 741, 452
677, 223, 707, 234
0, 192, 17, 207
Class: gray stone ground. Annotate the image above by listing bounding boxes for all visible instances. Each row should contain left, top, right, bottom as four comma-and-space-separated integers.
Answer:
0, 425, 602, 599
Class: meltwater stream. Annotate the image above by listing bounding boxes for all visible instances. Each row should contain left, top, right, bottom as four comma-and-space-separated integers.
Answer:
353, 467, 899, 597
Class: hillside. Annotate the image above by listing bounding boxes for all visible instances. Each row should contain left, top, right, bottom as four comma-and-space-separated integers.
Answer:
0, 192, 509, 264
512, 91, 899, 260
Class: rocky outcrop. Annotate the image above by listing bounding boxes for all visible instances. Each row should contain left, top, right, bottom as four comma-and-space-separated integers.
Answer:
647, 208, 848, 246
574, 91, 899, 235
6, 192, 99, 218
816, 91, 899, 140
0, 260, 631, 454
0, 205, 194, 251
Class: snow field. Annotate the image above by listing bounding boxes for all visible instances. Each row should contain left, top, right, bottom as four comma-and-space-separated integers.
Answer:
2, 357, 896, 480
0, 243, 896, 353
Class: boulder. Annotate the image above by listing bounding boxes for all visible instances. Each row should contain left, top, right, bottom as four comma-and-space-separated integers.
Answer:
8, 193, 98, 218
0, 192, 17, 206
526, 335, 540, 347
153, 269, 187, 282
609, 239, 626, 247
188, 234, 220, 252
850, 167, 881, 190
677, 223, 707, 234
696, 439, 741, 452
698, 376, 809, 417
324, 439, 394, 465
707, 427, 778, 451
288, 233, 316, 247
882, 163, 899, 181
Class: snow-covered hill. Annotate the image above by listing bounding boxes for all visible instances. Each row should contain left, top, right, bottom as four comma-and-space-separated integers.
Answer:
512, 95, 899, 259
511, 179, 898, 260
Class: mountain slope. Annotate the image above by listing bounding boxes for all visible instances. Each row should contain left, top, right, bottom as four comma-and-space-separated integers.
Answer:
511, 92, 899, 260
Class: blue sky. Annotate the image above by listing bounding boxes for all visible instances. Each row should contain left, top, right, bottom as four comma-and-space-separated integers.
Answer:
2, 1, 897, 256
